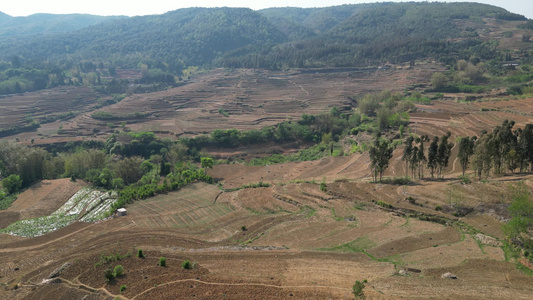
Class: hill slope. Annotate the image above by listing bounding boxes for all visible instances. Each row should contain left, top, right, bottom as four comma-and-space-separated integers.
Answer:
0, 12, 125, 40
0, 3, 528, 68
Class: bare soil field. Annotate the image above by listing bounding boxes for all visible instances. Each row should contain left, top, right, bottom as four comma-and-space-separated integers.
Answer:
1, 65, 439, 145
2, 170, 533, 299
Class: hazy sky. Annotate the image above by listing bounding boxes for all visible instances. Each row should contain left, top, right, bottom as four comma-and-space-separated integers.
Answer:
1, 1, 531, 19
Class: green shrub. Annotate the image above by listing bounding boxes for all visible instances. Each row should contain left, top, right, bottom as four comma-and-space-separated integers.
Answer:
137, 249, 145, 258
113, 265, 124, 277
91, 111, 148, 120
376, 200, 393, 209
241, 181, 271, 189
120, 285, 127, 293
380, 177, 412, 185
459, 175, 472, 184
320, 182, 327, 192
435, 205, 443, 211
241, 225, 247, 231
507, 85, 523, 95
104, 267, 114, 281
2, 175, 22, 194
218, 109, 229, 117
433, 93, 444, 99
182, 260, 192, 269
457, 85, 487, 94
95, 250, 132, 267
159, 257, 166, 267
352, 280, 366, 298
0, 193, 17, 210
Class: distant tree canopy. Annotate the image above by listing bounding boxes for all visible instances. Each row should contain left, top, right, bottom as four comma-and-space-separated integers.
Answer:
0, 3, 525, 73
0, 3, 527, 98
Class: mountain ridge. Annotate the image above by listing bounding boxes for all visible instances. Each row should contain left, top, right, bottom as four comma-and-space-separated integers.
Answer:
0, 3, 529, 70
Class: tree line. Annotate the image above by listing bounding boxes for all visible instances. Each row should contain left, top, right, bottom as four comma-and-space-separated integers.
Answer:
0, 57, 182, 96
369, 119, 533, 182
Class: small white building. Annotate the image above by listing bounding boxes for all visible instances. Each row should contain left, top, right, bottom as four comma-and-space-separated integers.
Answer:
117, 208, 127, 216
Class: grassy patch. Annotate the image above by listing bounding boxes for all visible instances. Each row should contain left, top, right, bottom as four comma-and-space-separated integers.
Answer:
331, 208, 343, 221
319, 236, 376, 253
473, 235, 486, 254
377, 253, 404, 265
0, 194, 17, 210
516, 262, 533, 276
91, 111, 148, 120
502, 241, 520, 262
353, 202, 366, 210
399, 217, 410, 227
241, 232, 264, 245
302, 206, 317, 218
331, 207, 357, 224
218, 109, 229, 117
95, 250, 132, 267
376, 200, 393, 209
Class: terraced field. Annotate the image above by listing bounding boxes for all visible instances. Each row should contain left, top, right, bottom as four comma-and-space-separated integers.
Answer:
123, 183, 232, 229
1, 64, 439, 145
3, 65, 533, 299
2, 173, 532, 299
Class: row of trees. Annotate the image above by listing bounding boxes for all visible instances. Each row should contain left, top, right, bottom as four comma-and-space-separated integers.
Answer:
370, 119, 533, 182
369, 132, 454, 182
2, 106, 364, 196
0, 57, 184, 96
470, 120, 533, 179
183, 107, 361, 149
0, 129, 211, 194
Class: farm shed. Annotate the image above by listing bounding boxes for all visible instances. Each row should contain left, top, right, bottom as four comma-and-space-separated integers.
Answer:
117, 208, 127, 216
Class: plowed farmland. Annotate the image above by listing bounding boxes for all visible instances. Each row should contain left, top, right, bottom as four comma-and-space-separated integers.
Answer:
1, 65, 439, 145
3, 67, 533, 299
2, 173, 533, 299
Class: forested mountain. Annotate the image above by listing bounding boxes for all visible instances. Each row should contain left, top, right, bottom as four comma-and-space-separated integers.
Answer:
0, 12, 125, 40
0, 2, 530, 94
0, 3, 528, 68
239, 2, 528, 68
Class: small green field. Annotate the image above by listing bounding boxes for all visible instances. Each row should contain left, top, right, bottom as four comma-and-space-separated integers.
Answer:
1, 188, 117, 237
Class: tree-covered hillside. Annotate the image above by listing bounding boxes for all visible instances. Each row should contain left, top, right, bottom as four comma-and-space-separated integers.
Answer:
0, 12, 125, 40
0, 7, 286, 68
223, 2, 527, 68
0, 3, 528, 68
0, 3, 530, 95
